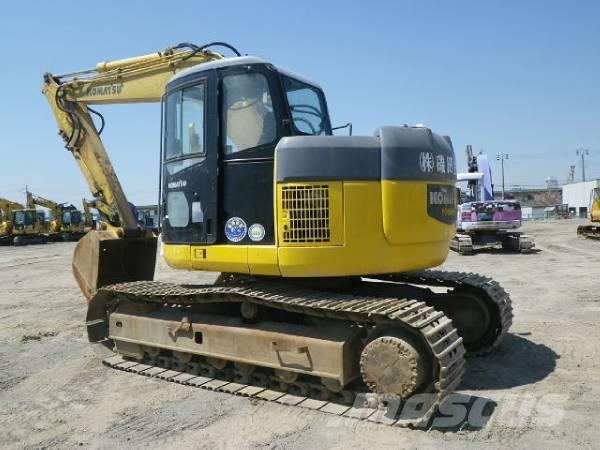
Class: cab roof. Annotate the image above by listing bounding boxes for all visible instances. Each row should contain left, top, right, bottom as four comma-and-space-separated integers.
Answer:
169, 55, 323, 89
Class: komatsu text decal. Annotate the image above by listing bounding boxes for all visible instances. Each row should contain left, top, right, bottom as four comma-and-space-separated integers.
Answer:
167, 180, 187, 189
86, 84, 123, 96
427, 184, 456, 224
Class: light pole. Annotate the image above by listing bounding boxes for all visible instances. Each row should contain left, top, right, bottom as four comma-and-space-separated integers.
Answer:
496, 153, 509, 199
576, 148, 589, 182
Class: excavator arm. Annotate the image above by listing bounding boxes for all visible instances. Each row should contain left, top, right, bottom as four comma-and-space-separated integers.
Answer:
43, 42, 231, 298
43, 43, 225, 233
0, 198, 25, 215
82, 198, 95, 230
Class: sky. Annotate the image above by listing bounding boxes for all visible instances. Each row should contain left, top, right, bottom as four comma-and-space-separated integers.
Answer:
1, 0, 599, 206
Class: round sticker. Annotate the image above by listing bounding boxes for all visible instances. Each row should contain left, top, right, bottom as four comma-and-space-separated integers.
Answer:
224, 217, 247, 242
248, 223, 266, 242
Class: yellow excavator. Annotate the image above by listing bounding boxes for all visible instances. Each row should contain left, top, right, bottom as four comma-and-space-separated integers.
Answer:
43, 42, 512, 426
26, 191, 86, 241
0, 198, 23, 244
0, 197, 48, 245
577, 187, 600, 239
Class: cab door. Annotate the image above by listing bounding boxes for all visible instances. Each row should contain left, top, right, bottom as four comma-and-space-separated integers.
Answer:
161, 70, 218, 245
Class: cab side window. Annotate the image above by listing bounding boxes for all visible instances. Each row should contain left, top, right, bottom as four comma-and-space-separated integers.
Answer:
283, 76, 330, 136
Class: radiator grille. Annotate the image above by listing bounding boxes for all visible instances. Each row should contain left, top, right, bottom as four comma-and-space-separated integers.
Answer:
281, 185, 330, 243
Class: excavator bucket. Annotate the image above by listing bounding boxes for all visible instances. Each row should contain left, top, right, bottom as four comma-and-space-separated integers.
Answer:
73, 230, 158, 301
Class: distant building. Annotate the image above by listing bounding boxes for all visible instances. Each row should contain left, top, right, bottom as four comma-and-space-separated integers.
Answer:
562, 180, 600, 218
494, 187, 562, 207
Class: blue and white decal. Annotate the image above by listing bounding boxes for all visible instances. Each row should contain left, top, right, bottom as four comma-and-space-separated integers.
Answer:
224, 217, 247, 242
248, 223, 266, 242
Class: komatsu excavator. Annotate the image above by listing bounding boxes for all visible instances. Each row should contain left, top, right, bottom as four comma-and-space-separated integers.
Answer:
43, 42, 512, 426
0, 197, 48, 245
577, 187, 600, 239
0, 198, 23, 244
26, 191, 86, 241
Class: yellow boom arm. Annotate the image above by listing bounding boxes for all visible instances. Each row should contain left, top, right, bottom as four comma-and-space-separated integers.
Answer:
43, 42, 234, 299
82, 198, 95, 229
42, 43, 224, 234
0, 198, 25, 215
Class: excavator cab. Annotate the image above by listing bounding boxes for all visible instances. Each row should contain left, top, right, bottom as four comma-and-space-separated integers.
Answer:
160, 57, 332, 251
160, 57, 456, 277
61, 206, 83, 231
12, 208, 47, 245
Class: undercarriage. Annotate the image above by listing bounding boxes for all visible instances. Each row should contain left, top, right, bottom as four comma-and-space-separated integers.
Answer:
89, 270, 511, 427
41, 231, 86, 242
451, 231, 535, 254
12, 234, 48, 246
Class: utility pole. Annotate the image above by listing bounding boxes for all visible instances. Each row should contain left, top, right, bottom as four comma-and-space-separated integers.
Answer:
496, 153, 509, 199
566, 165, 575, 185
576, 148, 589, 181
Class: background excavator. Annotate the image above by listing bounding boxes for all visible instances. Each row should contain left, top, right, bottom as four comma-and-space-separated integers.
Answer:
0, 198, 23, 244
43, 42, 512, 426
1, 197, 48, 245
452, 146, 534, 254
26, 191, 86, 241
577, 187, 600, 239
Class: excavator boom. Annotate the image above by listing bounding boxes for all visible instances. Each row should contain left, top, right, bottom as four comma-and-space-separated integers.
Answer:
43, 43, 229, 297
44, 43, 225, 231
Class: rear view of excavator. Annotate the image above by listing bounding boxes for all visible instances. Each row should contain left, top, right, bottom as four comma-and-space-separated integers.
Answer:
0, 198, 22, 245
26, 191, 86, 241
577, 187, 600, 239
0, 197, 48, 245
43, 42, 513, 426
452, 146, 534, 254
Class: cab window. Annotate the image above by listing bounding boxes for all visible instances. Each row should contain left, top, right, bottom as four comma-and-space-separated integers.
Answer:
222, 72, 276, 156
164, 83, 205, 172
283, 76, 331, 136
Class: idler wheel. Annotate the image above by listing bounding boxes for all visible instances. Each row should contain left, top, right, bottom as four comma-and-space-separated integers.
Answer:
360, 336, 427, 398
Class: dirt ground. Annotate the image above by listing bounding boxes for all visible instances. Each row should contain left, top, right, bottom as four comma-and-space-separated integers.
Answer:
1, 219, 599, 449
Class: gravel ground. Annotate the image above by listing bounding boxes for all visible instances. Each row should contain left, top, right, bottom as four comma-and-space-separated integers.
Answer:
0, 219, 599, 449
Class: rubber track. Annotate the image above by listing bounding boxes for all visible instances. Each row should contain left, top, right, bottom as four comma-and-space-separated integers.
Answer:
377, 270, 513, 356
95, 280, 466, 427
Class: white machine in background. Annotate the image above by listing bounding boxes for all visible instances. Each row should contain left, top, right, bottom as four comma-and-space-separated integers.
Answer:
452, 146, 534, 254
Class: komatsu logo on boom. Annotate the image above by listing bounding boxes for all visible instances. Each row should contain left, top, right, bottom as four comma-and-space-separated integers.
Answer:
86, 84, 123, 96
